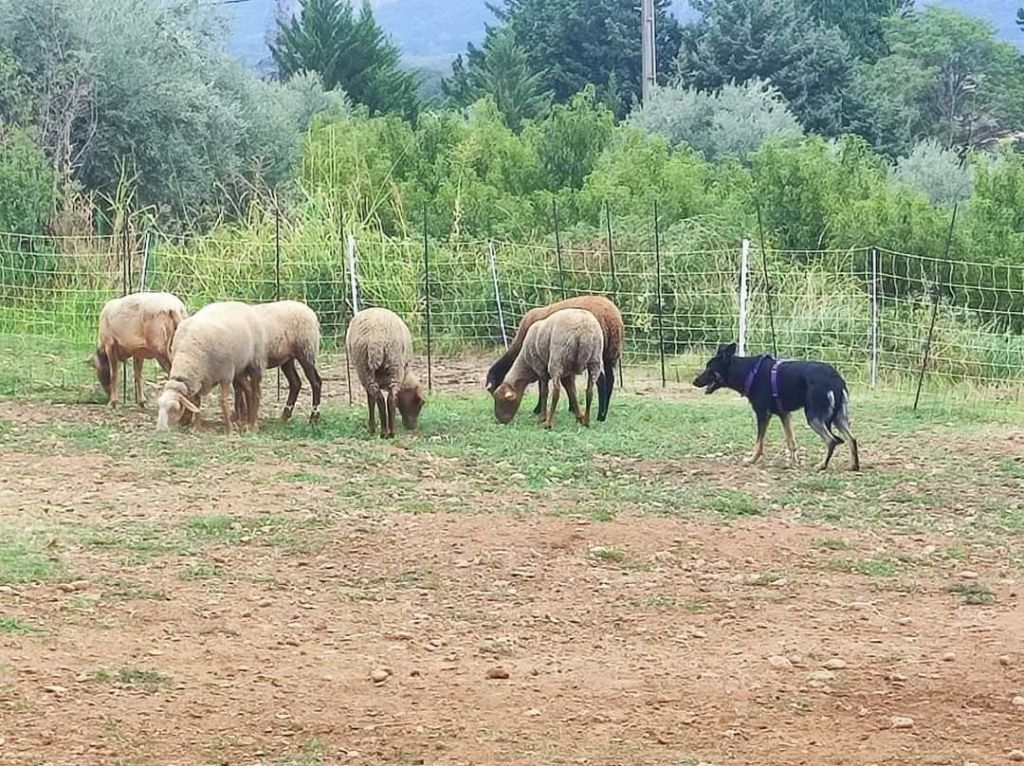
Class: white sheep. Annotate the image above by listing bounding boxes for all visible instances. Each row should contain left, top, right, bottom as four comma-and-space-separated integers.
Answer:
243, 300, 323, 425
90, 292, 188, 408
156, 301, 266, 434
493, 308, 604, 429
345, 307, 425, 438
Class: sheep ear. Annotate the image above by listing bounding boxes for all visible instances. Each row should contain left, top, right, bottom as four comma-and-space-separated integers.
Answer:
502, 388, 517, 401
179, 394, 200, 414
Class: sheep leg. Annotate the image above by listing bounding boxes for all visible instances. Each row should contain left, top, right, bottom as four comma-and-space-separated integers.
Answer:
563, 374, 584, 424
536, 378, 550, 422
385, 389, 398, 439
246, 370, 262, 432
584, 369, 597, 427
280, 360, 302, 422
545, 378, 561, 430
376, 392, 389, 439
219, 382, 234, 435
133, 357, 146, 408
232, 378, 247, 424
366, 391, 378, 435
107, 349, 120, 409
298, 357, 322, 425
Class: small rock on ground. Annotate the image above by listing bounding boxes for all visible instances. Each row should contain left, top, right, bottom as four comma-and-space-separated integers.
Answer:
1009, 750, 1024, 762
486, 667, 510, 680
370, 668, 390, 684
890, 716, 915, 730
823, 659, 848, 670
768, 655, 793, 671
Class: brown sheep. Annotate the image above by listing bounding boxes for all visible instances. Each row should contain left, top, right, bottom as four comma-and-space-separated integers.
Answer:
90, 292, 188, 408
486, 295, 623, 421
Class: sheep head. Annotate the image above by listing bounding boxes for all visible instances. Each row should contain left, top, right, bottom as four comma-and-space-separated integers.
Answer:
493, 382, 524, 424
89, 348, 112, 396
397, 372, 425, 431
156, 380, 199, 430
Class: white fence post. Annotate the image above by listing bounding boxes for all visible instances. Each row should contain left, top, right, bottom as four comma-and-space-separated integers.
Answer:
488, 241, 508, 349
870, 246, 879, 388
346, 233, 360, 313
738, 238, 749, 356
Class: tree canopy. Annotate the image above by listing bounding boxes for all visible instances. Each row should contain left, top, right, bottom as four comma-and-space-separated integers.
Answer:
272, 0, 418, 118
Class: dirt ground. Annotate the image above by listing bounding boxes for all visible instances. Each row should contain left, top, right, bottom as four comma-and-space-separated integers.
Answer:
1, 382, 1023, 766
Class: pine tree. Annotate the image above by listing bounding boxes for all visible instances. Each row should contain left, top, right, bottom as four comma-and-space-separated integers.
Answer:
271, 0, 418, 117
443, 29, 552, 131
449, 0, 681, 117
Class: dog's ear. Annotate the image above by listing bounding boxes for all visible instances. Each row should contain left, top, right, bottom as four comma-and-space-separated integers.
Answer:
717, 342, 737, 358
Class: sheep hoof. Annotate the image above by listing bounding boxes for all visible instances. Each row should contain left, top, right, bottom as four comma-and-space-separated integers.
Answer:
542, 421, 553, 430
308, 412, 320, 426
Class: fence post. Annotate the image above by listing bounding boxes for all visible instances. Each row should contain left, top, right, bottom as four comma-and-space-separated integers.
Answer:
654, 200, 666, 389
339, 209, 353, 405
870, 246, 879, 389
552, 199, 566, 300
488, 241, 508, 349
137, 229, 152, 292
274, 199, 282, 402
422, 202, 433, 393
605, 200, 624, 389
738, 238, 749, 356
346, 233, 360, 314
120, 224, 129, 404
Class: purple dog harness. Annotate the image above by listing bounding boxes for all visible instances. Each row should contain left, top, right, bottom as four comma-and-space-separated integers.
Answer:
743, 356, 786, 409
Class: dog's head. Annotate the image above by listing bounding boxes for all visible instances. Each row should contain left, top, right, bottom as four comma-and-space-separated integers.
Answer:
693, 343, 736, 395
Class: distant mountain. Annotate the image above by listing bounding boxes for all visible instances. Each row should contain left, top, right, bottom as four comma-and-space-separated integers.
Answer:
226, 0, 1021, 70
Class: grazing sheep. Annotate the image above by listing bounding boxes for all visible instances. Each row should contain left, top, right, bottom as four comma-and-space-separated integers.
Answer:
232, 301, 323, 425
345, 307, 425, 438
486, 295, 623, 422
156, 301, 265, 434
90, 292, 187, 408
493, 308, 604, 429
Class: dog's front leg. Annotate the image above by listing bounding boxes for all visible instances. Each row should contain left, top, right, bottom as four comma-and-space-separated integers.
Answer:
780, 412, 798, 466
745, 411, 771, 465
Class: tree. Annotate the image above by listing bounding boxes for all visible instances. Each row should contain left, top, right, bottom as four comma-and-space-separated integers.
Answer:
442, 29, 551, 131
628, 79, 803, 161
451, 0, 682, 118
797, 0, 912, 60
524, 86, 615, 190
677, 0, 856, 136
862, 7, 1024, 150
272, 0, 418, 118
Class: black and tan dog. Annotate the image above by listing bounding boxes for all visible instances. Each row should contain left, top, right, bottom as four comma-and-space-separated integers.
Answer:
694, 343, 860, 471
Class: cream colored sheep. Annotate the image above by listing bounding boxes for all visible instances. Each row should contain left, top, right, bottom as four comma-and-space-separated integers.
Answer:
345, 307, 425, 438
156, 301, 265, 434
246, 300, 323, 425
493, 308, 604, 429
90, 292, 187, 408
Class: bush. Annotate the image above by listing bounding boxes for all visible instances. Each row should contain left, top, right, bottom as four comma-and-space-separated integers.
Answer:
628, 79, 803, 162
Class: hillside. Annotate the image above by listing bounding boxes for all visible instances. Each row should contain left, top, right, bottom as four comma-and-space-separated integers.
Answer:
227, 0, 1021, 68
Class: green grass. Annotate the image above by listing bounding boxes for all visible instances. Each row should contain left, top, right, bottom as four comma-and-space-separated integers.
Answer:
827, 557, 904, 577
589, 546, 627, 563
115, 667, 170, 689
0, 616, 42, 634
0, 538, 62, 585
947, 582, 996, 605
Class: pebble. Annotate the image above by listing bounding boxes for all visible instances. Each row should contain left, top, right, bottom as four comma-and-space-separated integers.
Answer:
768, 656, 793, 671
486, 667, 510, 680
942, 652, 956, 662
1013, 696, 1024, 707
958, 571, 979, 579
807, 670, 836, 683
1009, 751, 1024, 762
370, 668, 389, 684
890, 716, 915, 729
525, 708, 542, 717
823, 659, 848, 670
1000, 656, 1014, 667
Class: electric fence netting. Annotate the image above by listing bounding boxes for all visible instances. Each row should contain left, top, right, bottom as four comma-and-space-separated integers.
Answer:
1, 223, 1022, 404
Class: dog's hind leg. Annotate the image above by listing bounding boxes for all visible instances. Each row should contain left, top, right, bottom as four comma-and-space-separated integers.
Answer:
780, 412, 798, 467
806, 387, 844, 471
832, 392, 860, 471
745, 411, 771, 465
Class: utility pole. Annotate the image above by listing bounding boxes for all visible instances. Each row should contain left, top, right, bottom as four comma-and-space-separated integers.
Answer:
641, 0, 656, 103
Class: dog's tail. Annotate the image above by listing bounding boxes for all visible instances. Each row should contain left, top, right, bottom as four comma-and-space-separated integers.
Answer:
826, 385, 851, 444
